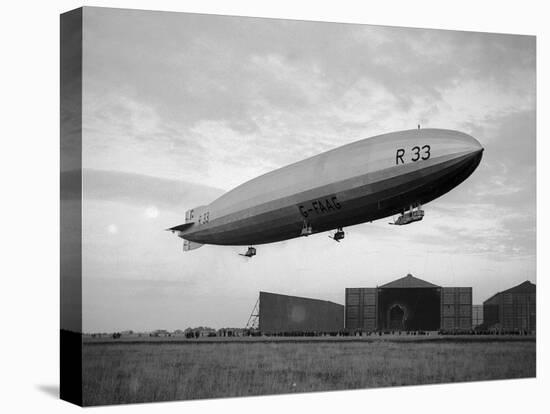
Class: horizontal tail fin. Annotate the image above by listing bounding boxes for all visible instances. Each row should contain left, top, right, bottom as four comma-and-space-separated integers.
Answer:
166, 222, 194, 232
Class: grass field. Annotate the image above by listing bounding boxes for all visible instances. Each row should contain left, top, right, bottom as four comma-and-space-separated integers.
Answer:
82, 336, 536, 406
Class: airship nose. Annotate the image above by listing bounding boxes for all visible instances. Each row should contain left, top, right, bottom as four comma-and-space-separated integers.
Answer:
448, 130, 484, 157
462, 133, 484, 173
471, 136, 484, 153
464, 133, 484, 154
442, 129, 483, 167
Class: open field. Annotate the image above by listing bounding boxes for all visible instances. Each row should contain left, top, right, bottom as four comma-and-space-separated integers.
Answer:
83, 333, 534, 344
82, 336, 536, 406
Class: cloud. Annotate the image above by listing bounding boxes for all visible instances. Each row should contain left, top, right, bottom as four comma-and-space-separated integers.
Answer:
79, 168, 224, 210
82, 11, 535, 189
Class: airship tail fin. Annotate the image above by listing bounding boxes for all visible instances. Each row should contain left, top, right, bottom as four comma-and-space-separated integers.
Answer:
183, 239, 203, 251
167, 222, 195, 232
167, 222, 203, 252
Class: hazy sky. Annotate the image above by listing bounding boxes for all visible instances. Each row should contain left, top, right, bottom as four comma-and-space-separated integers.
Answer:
80, 7, 535, 332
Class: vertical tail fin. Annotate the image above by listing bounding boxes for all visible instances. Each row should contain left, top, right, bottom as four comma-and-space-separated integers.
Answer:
183, 240, 203, 251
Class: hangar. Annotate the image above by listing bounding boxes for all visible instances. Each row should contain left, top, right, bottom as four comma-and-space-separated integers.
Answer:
257, 291, 344, 333
345, 274, 472, 332
483, 280, 536, 333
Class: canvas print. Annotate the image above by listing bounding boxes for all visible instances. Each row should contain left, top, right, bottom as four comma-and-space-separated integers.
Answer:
60, 6, 536, 406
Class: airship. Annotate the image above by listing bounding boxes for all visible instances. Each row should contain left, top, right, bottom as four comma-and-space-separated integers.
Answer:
169, 128, 483, 256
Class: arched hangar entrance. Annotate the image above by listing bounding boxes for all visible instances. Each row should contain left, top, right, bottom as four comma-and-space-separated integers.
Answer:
378, 274, 441, 331
388, 304, 406, 330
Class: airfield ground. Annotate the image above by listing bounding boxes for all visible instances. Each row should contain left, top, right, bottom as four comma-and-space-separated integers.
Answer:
82, 335, 536, 406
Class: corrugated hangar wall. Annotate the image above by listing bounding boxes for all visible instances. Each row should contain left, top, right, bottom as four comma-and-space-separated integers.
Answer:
259, 292, 344, 333
345, 288, 377, 331
440, 287, 472, 330
483, 281, 536, 332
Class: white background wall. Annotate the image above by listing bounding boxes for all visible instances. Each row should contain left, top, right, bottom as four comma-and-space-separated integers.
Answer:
0, 0, 547, 412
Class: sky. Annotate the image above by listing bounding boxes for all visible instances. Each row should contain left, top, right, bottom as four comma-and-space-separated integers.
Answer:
79, 7, 536, 333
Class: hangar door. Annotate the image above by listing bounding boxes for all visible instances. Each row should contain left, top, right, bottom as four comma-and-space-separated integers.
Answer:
345, 288, 377, 331
440, 287, 472, 330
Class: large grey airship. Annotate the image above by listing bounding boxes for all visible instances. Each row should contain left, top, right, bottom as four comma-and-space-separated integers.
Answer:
169, 128, 483, 256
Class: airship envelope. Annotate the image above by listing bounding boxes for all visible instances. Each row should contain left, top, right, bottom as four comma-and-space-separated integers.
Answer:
169, 128, 483, 251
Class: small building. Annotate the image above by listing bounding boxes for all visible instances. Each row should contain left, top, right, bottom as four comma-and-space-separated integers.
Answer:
483, 280, 536, 333
150, 329, 171, 337
346, 274, 472, 332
